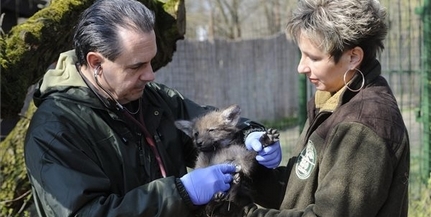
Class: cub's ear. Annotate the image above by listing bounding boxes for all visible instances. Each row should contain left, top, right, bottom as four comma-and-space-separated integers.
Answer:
174, 120, 194, 137
221, 104, 241, 125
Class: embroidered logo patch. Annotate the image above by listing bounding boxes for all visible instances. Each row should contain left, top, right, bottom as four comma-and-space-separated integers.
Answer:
295, 140, 317, 180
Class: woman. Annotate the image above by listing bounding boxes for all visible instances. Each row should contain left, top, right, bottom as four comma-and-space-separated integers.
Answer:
243, 0, 410, 216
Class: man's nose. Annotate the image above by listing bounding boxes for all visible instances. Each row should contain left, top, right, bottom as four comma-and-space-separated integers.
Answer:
140, 67, 155, 81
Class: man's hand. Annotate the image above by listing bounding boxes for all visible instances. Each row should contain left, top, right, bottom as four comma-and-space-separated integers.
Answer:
180, 164, 236, 205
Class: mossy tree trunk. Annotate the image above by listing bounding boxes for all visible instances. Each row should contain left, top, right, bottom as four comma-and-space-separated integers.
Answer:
0, 0, 185, 216
0, 0, 185, 119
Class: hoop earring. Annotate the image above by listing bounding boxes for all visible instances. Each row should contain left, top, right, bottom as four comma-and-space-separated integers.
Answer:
343, 68, 365, 92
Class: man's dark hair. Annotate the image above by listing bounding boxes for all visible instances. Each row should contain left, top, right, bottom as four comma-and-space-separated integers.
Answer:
73, 0, 155, 66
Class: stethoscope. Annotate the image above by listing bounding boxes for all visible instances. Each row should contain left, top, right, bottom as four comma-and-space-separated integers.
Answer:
76, 62, 166, 176
76, 62, 129, 112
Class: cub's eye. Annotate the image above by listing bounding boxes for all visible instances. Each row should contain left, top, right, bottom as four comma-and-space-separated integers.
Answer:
207, 128, 215, 132
193, 131, 199, 138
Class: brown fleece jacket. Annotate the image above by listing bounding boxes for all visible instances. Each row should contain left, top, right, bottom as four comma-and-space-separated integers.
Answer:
245, 60, 410, 217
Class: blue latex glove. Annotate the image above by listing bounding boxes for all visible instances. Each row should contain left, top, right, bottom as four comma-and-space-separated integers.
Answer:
245, 131, 282, 169
180, 163, 236, 205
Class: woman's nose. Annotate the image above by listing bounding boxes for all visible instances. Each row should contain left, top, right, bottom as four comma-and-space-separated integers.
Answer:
297, 57, 309, 74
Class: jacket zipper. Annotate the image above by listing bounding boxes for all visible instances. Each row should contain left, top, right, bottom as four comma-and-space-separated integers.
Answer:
137, 133, 146, 167
121, 110, 166, 177
137, 132, 156, 181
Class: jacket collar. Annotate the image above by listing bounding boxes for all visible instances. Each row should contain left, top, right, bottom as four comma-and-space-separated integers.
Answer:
39, 50, 86, 94
314, 59, 382, 113
34, 50, 107, 110
315, 86, 347, 112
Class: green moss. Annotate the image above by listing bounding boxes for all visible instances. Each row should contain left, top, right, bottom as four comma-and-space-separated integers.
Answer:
161, 0, 181, 16
1, 0, 92, 119
0, 103, 35, 217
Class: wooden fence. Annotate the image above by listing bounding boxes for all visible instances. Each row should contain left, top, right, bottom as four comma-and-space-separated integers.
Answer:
156, 33, 300, 121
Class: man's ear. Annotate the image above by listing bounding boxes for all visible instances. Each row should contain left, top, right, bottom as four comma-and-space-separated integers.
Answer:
350, 46, 364, 69
87, 52, 104, 69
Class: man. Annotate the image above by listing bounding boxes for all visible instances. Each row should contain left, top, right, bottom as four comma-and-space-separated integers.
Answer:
24, 0, 282, 216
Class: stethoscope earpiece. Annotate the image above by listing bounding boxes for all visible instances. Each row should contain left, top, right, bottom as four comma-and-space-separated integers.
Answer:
94, 65, 102, 77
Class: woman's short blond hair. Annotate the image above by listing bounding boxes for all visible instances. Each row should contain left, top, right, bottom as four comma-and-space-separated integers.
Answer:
286, 0, 388, 66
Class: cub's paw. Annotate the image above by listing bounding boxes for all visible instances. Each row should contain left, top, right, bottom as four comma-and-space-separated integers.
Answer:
259, 128, 280, 147
213, 192, 226, 202
233, 172, 241, 184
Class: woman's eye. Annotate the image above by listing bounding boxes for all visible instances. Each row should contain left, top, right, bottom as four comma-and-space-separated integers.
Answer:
308, 56, 318, 62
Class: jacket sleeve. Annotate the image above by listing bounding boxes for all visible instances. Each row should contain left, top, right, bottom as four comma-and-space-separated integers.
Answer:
25, 122, 195, 217
249, 161, 294, 209
241, 122, 408, 217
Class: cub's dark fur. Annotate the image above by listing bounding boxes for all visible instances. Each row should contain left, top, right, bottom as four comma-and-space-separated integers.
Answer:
175, 104, 279, 217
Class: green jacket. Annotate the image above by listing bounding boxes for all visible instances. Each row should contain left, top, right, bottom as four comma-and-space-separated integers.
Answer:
24, 50, 262, 217
246, 59, 410, 217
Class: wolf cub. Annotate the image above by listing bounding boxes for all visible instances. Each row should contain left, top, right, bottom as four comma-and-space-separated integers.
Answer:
175, 104, 279, 217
